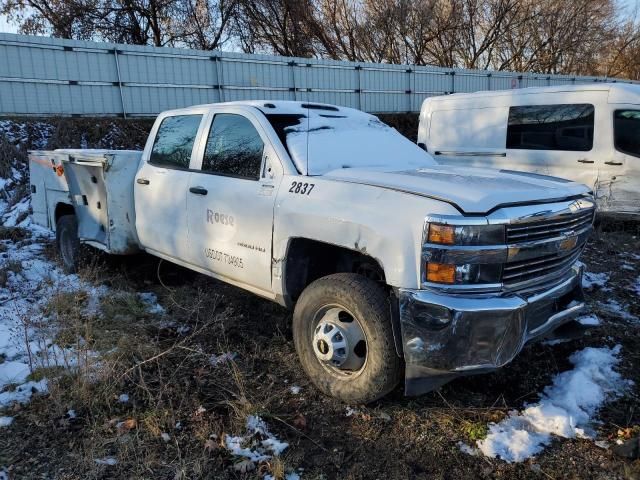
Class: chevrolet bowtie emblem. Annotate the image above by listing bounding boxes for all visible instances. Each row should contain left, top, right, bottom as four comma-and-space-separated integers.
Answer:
560, 236, 578, 251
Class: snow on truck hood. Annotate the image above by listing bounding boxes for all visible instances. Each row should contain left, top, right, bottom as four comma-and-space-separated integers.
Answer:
323, 165, 592, 215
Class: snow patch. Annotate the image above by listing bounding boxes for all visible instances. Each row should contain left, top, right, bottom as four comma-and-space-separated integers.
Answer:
209, 352, 236, 367
576, 314, 600, 326
461, 346, 629, 463
0, 416, 13, 427
94, 457, 118, 466
582, 271, 610, 290
138, 292, 165, 315
224, 415, 289, 465
597, 300, 637, 322
290, 385, 301, 395
0, 219, 107, 410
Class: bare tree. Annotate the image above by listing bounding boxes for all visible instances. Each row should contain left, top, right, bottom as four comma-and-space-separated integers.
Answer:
180, 0, 238, 50
2, 0, 640, 79
1, 0, 98, 39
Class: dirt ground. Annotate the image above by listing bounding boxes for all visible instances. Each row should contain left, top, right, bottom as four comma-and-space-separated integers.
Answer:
0, 222, 638, 480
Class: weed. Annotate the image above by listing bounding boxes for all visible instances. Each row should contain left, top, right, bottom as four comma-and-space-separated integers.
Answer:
27, 366, 66, 382
462, 420, 489, 441
0, 135, 27, 178
0, 226, 30, 242
100, 291, 147, 321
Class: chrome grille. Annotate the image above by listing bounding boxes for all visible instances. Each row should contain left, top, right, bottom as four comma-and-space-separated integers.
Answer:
506, 210, 594, 243
502, 248, 582, 287
502, 207, 594, 290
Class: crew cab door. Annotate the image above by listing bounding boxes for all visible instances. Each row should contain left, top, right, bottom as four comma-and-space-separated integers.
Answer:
134, 111, 207, 261
186, 108, 281, 294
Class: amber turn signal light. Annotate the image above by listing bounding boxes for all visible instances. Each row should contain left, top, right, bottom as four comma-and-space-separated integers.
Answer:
428, 224, 455, 245
426, 262, 456, 284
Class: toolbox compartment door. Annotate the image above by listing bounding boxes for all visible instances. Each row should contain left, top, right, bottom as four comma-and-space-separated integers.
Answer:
61, 150, 141, 254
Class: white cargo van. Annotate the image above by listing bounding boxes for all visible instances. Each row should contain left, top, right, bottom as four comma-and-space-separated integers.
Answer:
417, 84, 640, 217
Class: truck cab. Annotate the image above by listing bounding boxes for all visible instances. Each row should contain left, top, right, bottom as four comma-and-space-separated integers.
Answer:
29, 101, 595, 403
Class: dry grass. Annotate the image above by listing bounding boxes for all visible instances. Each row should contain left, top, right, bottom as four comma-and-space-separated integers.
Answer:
0, 135, 27, 179
1, 229, 639, 479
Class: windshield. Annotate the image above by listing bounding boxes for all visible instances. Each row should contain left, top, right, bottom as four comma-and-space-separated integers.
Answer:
614, 109, 640, 158
267, 108, 435, 175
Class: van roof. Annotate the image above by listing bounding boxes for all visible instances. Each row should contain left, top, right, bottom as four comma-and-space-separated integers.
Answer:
423, 82, 640, 106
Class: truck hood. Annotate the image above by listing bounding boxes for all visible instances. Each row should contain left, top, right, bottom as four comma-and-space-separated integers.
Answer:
323, 165, 592, 214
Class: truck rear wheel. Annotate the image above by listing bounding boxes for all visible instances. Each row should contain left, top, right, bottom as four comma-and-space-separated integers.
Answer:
293, 273, 401, 404
56, 215, 82, 273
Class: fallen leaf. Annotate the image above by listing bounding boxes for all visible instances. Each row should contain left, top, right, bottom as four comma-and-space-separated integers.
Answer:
116, 418, 137, 434
293, 413, 307, 429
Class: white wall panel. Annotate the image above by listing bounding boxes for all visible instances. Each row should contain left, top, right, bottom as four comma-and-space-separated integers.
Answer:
0, 33, 636, 116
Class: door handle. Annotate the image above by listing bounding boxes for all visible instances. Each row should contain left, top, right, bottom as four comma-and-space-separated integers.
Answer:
189, 186, 208, 195
604, 161, 623, 166
136, 178, 150, 185
577, 159, 594, 164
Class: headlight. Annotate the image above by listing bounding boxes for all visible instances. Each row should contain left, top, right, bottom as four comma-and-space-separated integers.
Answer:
427, 223, 505, 246
426, 262, 502, 284
424, 222, 505, 286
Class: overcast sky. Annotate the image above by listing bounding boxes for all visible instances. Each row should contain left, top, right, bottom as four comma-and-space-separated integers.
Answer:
0, 15, 17, 34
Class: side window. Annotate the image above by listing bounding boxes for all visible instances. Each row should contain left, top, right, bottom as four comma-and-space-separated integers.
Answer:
506, 104, 594, 151
149, 115, 203, 168
614, 110, 640, 158
202, 114, 264, 180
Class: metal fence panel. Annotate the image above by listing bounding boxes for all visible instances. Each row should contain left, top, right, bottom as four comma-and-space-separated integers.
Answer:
0, 32, 637, 117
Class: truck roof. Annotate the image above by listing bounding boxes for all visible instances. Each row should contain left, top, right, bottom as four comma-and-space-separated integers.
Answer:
422, 82, 640, 106
169, 100, 359, 117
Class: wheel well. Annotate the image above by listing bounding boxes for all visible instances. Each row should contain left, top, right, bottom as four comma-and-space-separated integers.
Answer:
54, 203, 75, 223
284, 238, 386, 303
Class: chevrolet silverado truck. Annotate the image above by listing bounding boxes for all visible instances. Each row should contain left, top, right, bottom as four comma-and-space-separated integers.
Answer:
28, 101, 595, 403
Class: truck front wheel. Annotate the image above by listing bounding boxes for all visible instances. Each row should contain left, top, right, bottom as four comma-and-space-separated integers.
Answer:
293, 273, 401, 403
56, 215, 82, 273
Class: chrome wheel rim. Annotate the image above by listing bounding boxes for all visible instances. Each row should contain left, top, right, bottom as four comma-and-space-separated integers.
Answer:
312, 305, 367, 377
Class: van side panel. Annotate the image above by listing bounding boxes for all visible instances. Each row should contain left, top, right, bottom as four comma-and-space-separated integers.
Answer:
429, 107, 507, 150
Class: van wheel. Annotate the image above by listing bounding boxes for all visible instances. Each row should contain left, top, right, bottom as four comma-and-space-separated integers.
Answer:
293, 273, 401, 404
56, 215, 82, 273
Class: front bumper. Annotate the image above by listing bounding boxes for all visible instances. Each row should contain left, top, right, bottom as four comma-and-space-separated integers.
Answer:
399, 264, 586, 395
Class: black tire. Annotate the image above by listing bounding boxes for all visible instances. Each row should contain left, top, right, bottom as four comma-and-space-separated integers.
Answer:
293, 273, 402, 404
56, 215, 82, 273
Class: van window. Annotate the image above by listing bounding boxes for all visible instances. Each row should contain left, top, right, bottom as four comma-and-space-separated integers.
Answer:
149, 115, 203, 168
506, 104, 594, 151
614, 110, 640, 158
202, 114, 264, 180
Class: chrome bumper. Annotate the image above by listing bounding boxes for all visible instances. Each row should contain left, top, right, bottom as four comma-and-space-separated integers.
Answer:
398, 264, 585, 395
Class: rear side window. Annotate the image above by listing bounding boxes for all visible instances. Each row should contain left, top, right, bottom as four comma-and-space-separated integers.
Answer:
149, 115, 203, 168
614, 110, 640, 158
202, 114, 264, 180
506, 104, 594, 151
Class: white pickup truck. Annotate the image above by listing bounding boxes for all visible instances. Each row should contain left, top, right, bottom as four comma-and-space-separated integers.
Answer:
28, 101, 595, 403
